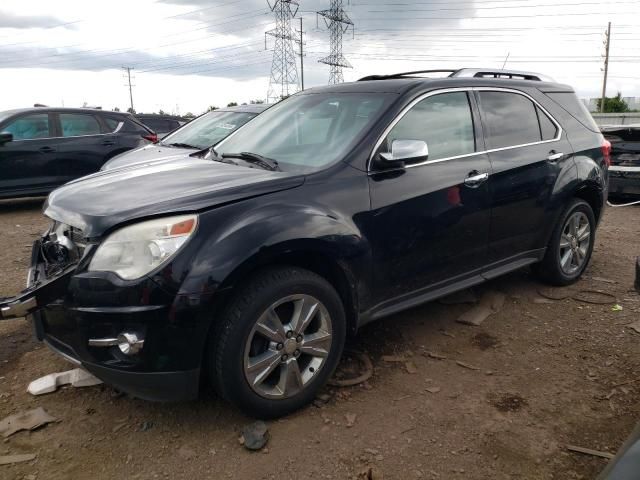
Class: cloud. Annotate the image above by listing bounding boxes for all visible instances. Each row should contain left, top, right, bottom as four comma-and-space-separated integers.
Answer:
0, 10, 74, 29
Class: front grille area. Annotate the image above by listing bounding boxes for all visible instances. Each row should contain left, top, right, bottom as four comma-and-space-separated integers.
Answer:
41, 221, 87, 277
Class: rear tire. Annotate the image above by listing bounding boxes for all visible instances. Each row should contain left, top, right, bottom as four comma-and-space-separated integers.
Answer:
209, 266, 346, 419
534, 199, 596, 286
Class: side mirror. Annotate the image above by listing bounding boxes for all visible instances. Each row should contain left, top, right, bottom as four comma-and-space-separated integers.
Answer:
379, 139, 429, 164
0, 132, 13, 145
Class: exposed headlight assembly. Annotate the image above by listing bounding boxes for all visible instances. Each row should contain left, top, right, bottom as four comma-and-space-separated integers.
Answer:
89, 215, 198, 280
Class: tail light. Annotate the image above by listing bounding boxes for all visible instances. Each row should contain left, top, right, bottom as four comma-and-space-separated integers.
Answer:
142, 133, 158, 143
601, 139, 612, 167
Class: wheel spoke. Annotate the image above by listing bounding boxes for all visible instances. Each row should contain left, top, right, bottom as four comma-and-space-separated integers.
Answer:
576, 246, 587, 263
577, 224, 591, 242
278, 359, 303, 397
300, 331, 332, 358
571, 214, 579, 235
246, 349, 281, 387
255, 308, 286, 343
291, 297, 319, 335
559, 234, 571, 249
561, 249, 573, 269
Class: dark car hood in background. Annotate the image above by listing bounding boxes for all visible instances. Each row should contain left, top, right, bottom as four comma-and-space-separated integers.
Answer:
101, 143, 197, 171
45, 157, 304, 237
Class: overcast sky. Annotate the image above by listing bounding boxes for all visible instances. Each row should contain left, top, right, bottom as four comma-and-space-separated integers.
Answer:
1, 0, 638, 114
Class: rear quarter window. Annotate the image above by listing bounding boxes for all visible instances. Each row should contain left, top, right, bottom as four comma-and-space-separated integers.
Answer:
544, 92, 600, 133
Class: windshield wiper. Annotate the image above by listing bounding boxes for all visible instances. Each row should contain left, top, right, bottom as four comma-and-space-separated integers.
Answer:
165, 142, 199, 149
221, 152, 280, 171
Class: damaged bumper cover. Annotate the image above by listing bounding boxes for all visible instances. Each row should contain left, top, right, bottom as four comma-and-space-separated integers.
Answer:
0, 237, 203, 402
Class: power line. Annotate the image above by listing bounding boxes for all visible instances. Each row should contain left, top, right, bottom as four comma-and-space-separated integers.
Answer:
265, 0, 301, 102
600, 22, 612, 113
318, 0, 354, 84
123, 67, 135, 112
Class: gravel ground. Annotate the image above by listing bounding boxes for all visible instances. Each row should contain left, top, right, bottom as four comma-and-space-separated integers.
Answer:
0, 197, 639, 480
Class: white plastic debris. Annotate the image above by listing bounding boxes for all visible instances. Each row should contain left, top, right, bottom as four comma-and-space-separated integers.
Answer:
27, 368, 102, 396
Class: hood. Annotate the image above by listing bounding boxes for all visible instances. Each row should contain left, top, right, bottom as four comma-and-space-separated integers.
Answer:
101, 144, 196, 170
45, 157, 305, 237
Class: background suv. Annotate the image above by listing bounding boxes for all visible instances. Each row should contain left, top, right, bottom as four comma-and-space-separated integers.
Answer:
2, 68, 609, 418
0, 107, 156, 198
102, 104, 270, 171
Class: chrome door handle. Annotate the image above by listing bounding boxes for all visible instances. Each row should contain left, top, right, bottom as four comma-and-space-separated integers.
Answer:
547, 152, 564, 162
464, 172, 489, 188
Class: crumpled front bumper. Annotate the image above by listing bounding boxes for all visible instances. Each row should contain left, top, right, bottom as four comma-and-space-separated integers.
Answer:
0, 240, 74, 321
1, 239, 202, 402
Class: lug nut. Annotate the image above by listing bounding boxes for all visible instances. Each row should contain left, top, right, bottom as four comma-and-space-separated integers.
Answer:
281, 354, 289, 361
294, 349, 300, 357
276, 343, 284, 350
286, 331, 293, 339
296, 335, 303, 342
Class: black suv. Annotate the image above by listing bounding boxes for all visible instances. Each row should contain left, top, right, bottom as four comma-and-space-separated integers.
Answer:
0, 107, 156, 199
0, 69, 609, 418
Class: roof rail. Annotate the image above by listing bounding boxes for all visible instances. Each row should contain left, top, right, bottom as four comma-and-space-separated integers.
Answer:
450, 68, 555, 82
358, 69, 458, 81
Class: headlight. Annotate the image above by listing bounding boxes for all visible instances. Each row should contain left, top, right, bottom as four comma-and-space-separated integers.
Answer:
88, 214, 198, 280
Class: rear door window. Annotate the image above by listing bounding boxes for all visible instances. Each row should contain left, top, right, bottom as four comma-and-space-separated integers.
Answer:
382, 91, 476, 162
478, 91, 542, 149
59, 113, 102, 137
3, 113, 51, 140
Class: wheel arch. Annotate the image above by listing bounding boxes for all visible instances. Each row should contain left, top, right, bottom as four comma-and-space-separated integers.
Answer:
573, 180, 604, 224
213, 243, 361, 336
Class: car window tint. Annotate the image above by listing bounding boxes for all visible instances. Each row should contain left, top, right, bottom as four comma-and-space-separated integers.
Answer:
3, 114, 50, 140
162, 111, 257, 149
545, 92, 600, 133
216, 93, 391, 173
479, 91, 542, 149
122, 119, 150, 134
537, 106, 558, 141
60, 113, 102, 137
103, 117, 122, 132
383, 92, 475, 162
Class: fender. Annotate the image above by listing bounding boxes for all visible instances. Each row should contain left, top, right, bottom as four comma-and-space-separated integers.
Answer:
178, 198, 372, 302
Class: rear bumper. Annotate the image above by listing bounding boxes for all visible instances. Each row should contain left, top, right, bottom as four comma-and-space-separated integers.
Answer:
609, 167, 640, 197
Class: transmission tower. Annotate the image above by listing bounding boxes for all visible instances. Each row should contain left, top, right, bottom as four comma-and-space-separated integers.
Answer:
317, 0, 353, 84
265, 0, 300, 103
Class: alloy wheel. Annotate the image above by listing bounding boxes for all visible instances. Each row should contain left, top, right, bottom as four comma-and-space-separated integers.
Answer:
558, 211, 591, 276
243, 294, 333, 399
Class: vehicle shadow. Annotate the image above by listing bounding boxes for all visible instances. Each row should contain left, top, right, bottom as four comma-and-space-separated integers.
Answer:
0, 196, 46, 213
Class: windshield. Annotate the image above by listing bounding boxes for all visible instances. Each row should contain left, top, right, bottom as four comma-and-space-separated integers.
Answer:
215, 93, 392, 173
162, 110, 257, 149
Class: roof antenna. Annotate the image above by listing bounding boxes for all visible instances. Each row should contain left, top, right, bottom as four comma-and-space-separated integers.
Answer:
501, 52, 510, 70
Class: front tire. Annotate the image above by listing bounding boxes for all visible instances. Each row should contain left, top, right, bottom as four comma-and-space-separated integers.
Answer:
210, 267, 346, 419
535, 198, 596, 286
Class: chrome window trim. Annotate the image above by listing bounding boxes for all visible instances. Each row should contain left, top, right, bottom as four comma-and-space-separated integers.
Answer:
367, 86, 563, 173
4, 132, 112, 142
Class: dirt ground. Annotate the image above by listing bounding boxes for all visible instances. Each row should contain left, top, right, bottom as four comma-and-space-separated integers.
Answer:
0, 198, 639, 480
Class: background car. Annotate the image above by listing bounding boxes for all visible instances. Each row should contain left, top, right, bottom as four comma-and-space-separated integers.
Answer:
601, 125, 640, 198
135, 114, 188, 137
101, 104, 270, 171
0, 107, 156, 199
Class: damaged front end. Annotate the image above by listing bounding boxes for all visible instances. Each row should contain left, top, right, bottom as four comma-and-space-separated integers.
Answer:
0, 222, 85, 321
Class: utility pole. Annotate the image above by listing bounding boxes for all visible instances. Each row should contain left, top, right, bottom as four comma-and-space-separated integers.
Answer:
299, 17, 304, 91
123, 67, 135, 112
600, 22, 611, 114
317, 0, 354, 84
265, 0, 300, 103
